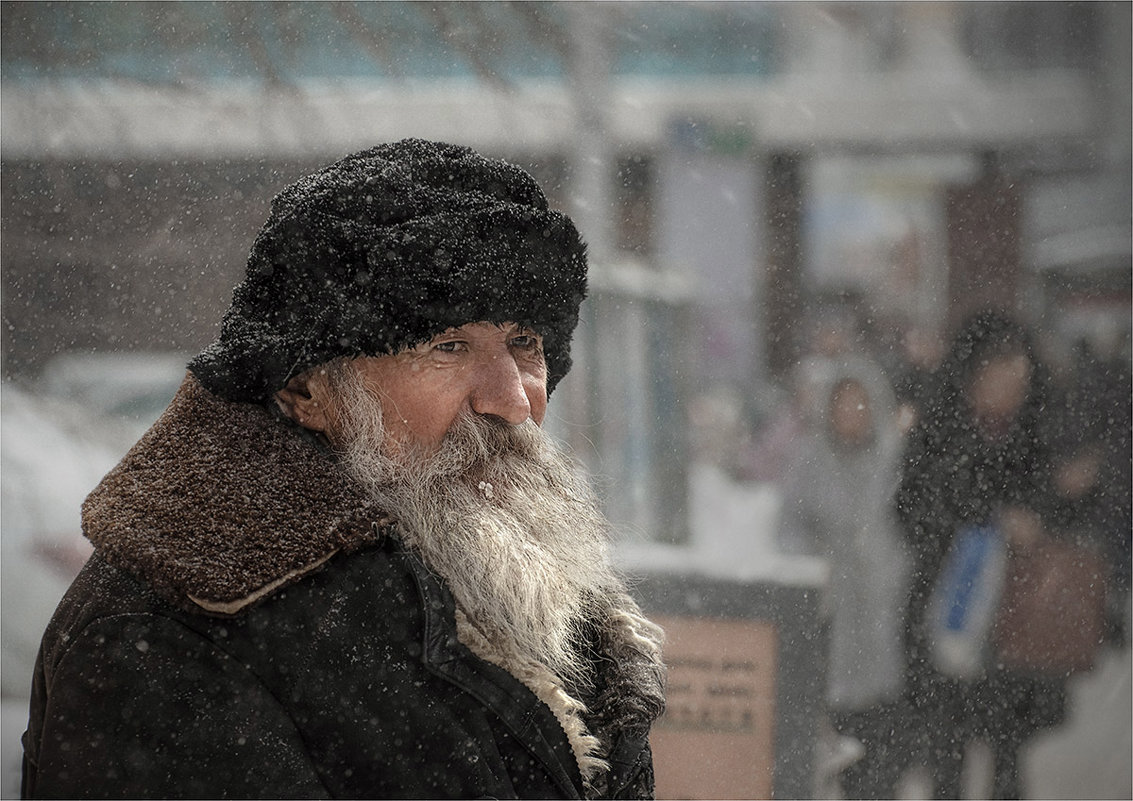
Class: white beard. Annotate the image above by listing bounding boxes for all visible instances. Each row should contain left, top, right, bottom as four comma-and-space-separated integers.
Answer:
328, 361, 628, 695
324, 361, 666, 789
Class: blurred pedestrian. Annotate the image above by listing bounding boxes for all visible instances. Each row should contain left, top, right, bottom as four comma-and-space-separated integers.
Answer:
895, 310, 1061, 799
1047, 338, 1132, 643
891, 325, 944, 434
779, 356, 912, 799
747, 308, 864, 484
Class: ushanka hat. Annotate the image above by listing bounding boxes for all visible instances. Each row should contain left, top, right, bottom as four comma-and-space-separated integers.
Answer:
189, 138, 588, 403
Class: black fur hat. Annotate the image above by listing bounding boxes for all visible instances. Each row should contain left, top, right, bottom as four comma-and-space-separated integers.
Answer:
189, 139, 588, 403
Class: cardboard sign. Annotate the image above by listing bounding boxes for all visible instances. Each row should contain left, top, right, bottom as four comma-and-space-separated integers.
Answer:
650, 615, 780, 800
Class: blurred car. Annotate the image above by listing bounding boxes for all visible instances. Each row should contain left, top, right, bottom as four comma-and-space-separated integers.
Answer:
39, 351, 190, 440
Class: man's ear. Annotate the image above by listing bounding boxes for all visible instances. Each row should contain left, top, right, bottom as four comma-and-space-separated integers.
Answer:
274, 368, 335, 436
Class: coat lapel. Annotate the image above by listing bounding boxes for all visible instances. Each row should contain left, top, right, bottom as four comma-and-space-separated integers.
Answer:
403, 545, 586, 798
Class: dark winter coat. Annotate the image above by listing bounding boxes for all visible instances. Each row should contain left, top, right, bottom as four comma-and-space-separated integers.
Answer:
21, 377, 660, 800
894, 312, 1063, 736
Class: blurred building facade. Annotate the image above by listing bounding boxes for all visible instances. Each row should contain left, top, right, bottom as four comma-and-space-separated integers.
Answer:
3, 1, 1129, 542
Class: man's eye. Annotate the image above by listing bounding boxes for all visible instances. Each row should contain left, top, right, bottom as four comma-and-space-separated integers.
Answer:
511, 335, 541, 350
433, 341, 464, 353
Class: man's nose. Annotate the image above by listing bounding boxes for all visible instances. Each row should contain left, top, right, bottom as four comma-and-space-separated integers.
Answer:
469, 354, 532, 426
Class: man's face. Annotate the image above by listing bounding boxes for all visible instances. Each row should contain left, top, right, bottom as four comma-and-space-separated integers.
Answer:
317, 332, 622, 690
337, 321, 548, 457
296, 322, 665, 709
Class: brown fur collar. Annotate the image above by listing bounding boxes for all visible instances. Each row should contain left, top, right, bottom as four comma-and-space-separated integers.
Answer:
82, 374, 385, 615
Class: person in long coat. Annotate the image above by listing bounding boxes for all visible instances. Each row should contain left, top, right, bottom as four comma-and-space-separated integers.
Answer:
21, 139, 666, 800
779, 355, 912, 799
895, 310, 1060, 799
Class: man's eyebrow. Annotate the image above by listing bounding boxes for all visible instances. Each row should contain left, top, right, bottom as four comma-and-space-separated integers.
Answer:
421, 327, 465, 343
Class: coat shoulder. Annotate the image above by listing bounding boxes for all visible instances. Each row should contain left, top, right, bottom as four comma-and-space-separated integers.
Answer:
24, 555, 339, 799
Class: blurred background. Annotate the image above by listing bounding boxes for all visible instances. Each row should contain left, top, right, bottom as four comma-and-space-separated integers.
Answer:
2, 2, 1129, 798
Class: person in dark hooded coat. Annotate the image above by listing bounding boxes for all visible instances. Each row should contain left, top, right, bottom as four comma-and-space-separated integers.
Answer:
895, 310, 1061, 799
21, 139, 666, 800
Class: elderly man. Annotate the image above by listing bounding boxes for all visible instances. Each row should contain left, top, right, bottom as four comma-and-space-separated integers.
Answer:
21, 139, 666, 800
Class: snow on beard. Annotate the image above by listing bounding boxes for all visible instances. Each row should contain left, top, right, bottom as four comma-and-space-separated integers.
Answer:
326, 359, 621, 690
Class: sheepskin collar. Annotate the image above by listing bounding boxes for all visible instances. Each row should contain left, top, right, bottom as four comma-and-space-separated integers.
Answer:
83, 374, 386, 615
